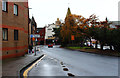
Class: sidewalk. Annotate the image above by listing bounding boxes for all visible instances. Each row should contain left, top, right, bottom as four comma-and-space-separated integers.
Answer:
2, 48, 44, 77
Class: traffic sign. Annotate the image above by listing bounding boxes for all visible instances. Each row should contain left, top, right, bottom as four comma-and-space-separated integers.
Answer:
71, 35, 75, 40
30, 34, 40, 38
32, 37, 35, 41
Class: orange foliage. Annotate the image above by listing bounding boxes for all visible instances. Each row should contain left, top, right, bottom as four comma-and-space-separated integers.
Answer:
60, 14, 90, 42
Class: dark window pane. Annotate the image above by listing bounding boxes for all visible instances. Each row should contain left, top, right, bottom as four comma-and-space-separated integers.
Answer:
14, 30, 18, 40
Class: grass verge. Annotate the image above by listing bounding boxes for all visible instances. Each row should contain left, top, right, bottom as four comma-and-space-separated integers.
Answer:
66, 46, 120, 57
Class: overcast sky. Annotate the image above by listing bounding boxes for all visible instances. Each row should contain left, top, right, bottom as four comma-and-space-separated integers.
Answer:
28, 0, 120, 27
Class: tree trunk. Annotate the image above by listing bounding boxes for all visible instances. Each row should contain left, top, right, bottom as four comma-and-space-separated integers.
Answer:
90, 38, 92, 48
95, 41, 98, 49
110, 45, 112, 50
100, 43, 104, 50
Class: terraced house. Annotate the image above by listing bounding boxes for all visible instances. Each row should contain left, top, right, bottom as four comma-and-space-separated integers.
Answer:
1, 0, 29, 59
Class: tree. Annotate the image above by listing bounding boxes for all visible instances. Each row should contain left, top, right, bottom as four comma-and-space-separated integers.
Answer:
60, 14, 90, 47
53, 27, 62, 44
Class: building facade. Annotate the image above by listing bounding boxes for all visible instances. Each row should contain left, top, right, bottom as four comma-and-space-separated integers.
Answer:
35, 27, 45, 45
110, 21, 120, 28
1, 1, 29, 59
45, 18, 62, 44
28, 16, 37, 46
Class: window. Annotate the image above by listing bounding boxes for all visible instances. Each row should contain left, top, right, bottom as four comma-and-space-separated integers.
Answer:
48, 29, 52, 30
14, 30, 18, 40
14, 4, 18, 16
37, 31, 39, 33
2, 28, 8, 41
48, 36, 52, 38
2, 1, 8, 12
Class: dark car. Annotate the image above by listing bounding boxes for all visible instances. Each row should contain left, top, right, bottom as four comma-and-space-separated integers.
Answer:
48, 44, 53, 48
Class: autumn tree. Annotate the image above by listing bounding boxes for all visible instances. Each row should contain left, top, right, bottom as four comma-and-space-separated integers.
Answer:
60, 12, 120, 52
60, 14, 90, 47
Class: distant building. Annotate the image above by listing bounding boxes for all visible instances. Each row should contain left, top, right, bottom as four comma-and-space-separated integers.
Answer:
45, 18, 62, 44
55, 18, 62, 27
35, 27, 45, 45
110, 21, 120, 28
1, 1, 29, 59
29, 16, 37, 46
45, 24, 56, 44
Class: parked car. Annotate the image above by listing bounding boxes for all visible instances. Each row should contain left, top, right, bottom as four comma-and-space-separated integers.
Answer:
48, 44, 53, 48
84, 42, 94, 47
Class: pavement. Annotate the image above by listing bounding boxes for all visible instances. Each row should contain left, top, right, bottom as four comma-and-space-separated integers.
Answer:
2, 46, 44, 77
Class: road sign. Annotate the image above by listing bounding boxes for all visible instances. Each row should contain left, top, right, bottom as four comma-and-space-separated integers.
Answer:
71, 35, 75, 40
30, 35, 33, 38
32, 37, 35, 41
30, 34, 40, 38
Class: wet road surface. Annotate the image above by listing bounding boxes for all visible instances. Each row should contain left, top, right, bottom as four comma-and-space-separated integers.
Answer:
28, 45, 118, 76
28, 55, 67, 76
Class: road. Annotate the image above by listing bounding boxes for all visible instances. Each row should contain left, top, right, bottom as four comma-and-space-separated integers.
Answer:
28, 45, 118, 76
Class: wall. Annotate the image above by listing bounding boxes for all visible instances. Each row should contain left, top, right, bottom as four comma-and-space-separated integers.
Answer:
1, 2, 28, 59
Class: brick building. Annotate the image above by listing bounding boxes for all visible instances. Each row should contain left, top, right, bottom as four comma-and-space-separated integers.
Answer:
35, 27, 45, 45
1, 1, 29, 59
29, 16, 37, 46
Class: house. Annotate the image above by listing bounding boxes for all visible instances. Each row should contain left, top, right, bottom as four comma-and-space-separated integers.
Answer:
45, 18, 62, 45
110, 21, 120, 28
35, 27, 45, 45
29, 16, 37, 46
45, 23, 56, 44
1, 1, 29, 59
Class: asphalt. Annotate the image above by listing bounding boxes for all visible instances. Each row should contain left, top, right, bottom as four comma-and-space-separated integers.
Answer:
28, 55, 67, 76
40, 45, 118, 76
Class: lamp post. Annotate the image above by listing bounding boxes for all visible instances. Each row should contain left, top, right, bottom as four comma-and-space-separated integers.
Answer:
34, 38, 38, 56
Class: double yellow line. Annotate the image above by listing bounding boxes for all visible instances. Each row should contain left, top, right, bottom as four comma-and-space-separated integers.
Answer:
23, 55, 46, 78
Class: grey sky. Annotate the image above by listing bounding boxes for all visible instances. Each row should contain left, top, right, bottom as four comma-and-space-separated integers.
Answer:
28, 0, 120, 27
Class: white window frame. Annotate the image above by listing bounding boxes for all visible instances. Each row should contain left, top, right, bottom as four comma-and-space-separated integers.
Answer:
2, 1, 7, 12
14, 4, 18, 16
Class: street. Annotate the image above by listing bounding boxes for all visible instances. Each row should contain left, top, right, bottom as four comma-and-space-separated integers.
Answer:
1, 0, 120, 78
28, 45, 118, 76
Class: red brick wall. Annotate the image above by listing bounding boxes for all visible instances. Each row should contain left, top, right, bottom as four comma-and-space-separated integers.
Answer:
1, 2, 29, 59
36, 28, 45, 45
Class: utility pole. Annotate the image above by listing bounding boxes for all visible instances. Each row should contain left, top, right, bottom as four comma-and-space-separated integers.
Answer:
34, 37, 37, 56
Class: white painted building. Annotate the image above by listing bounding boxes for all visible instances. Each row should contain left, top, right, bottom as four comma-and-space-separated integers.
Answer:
44, 18, 62, 44
45, 23, 56, 40
45, 18, 61, 40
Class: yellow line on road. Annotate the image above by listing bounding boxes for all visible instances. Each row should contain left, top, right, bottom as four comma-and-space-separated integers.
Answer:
23, 55, 46, 78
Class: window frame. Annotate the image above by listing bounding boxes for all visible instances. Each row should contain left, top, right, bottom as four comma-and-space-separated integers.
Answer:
48, 29, 52, 30
2, 1, 8, 12
2, 28, 8, 41
13, 4, 18, 16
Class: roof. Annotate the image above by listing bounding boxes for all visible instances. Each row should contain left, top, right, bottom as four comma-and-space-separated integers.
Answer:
31, 16, 37, 28
66, 7, 71, 17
